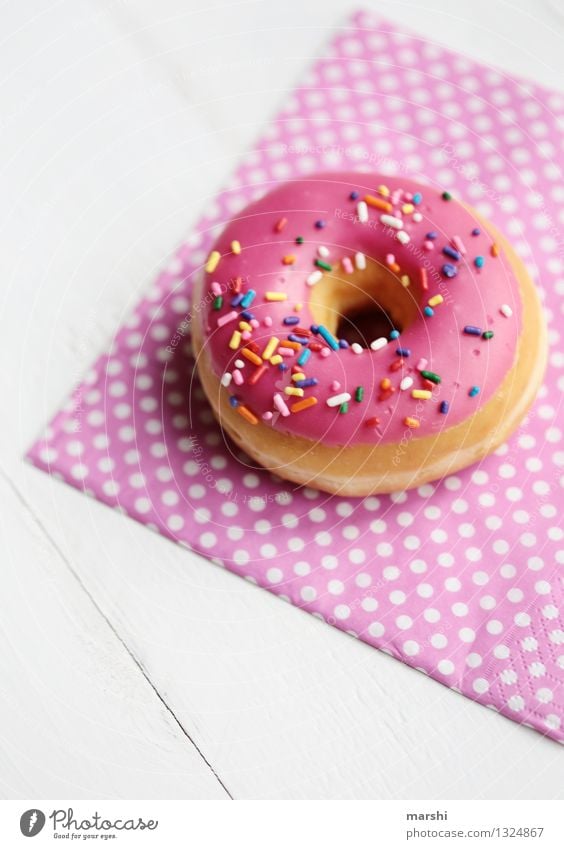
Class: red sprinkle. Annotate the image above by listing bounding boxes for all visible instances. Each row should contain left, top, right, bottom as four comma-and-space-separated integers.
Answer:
365, 416, 381, 427
378, 388, 395, 402
390, 358, 405, 372
275, 217, 287, 232
231, 276, 243, 293
309, 342, 323, 352
248, 365, 267, 385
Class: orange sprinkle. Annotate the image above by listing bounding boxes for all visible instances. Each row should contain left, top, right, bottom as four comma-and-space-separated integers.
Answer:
237, 405, 258, 425
364, 194, 393, 213
404, 416, 420, 428
282, 254, 296, 265
282, 340, 302, 350
419, 267, 428, 291
290, 396, 318, 413
232, 276, 243, 293
248, 365, 268, 385
241, 347, 262, 366
491, 243, 499, 257
390, 262, 401, 274
380, 377, 391, 390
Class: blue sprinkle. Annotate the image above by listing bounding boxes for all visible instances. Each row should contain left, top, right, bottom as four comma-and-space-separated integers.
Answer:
339, 339, 349, 349
231, 293, 244, 307
471, 227, 480, 236
412, 192, 422, 205
443, 246, 461, 261
426, 231, 438, 240
310, 324, 319, 334
297, 348, 312, 367
318, 325, 339, 351
278, 363, 288, 371
442, 263, 458, 278
424, 306, 434, 317
390, 329, 400, 340
315, 219, 327, 229
295, 378, 318, 388
283, 316, 300, 326
240, 310, 254, 320
439, 400, 449, 414
469, 385, 480, 397
349, 190, 359, 200
228, 396, 239, 408
474, 255, 485, 268
464, 325, 482, 336
240, 289, 256, 308
287, 334, 305, 344
396, 347, 411, 357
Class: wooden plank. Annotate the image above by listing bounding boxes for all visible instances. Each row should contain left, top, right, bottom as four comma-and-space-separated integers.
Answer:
0, 471, 230, 799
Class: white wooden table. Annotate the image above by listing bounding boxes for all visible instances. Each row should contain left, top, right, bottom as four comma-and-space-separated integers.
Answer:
2, 0, 563, 799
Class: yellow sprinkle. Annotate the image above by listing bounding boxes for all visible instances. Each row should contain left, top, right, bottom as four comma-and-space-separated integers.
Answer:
400, 275, 410, 288
292, 372, 306, 382
402, 203, 414, 214
270, 354, 282, 365
404, 416, 420, 428
239, 321, 252, 332
284, 386, 304, 397
378, 184, 390, 197
228, 330, 241, 349
265, 292, 288, 301
428, 294, 444, 307
282, 254, 296, 265
412, 389, 432, 399
261, 336, 279, 360
231, 240, 241, 255
205, 250, 221, 273
294, 302, 303, 311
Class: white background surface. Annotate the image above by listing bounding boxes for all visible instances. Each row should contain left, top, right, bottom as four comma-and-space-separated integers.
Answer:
2, 0, 563, 800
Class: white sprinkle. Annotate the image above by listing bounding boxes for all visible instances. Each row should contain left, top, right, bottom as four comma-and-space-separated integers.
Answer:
397, 230, 410, 245
351, 343, 363, 354
355, 252, 366, 270
452, 235, 467, 255
273, 393, 290, 416
234, 359, 244, 369
327, 392, 352, 408
500, 304, 513, 317
307, 270, 323, 286
412, 212, 422, 223
357, 201, 368, 223
370, 337, 388, 351
400, 376, 414, 391
317, 245, 330, 258
380, 214, 403, 229
221, 372, 232, 387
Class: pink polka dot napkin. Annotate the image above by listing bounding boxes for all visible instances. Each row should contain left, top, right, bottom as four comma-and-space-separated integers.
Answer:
28, 12, 564, 742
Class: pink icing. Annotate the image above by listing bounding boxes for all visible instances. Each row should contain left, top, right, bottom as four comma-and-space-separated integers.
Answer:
201, 173, 522, 445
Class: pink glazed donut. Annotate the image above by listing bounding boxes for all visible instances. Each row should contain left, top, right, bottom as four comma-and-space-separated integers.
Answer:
192, 173, 546, 495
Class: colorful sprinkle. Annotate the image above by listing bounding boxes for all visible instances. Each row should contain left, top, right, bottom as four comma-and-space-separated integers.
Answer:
424, 306, 434, 317
231, 240, 241, 255
442, 263, 458, 278
265, 291, 288, 301
342, 256, 354, 274
397, 230, 410, 245
355, 252, 366, 270
315, 219, 327, 229
380, 214, 403, 229
396, 347, 411, 357
357, 201, 368, 223
471, 228, 480, 236
212, 296, 223, 310
440, 401, 449, 414
426, 232, 438, 240
452, 235, 466, 255
443, 246, 461, 261
482, 330, 494, 340
339, 402, 349, 414
469, 386, 480, 397
291, 397, 318, 413
261, 337, 279, 360
428, 294, 444, 307
365, 194, 393, 212
241, 347, 262, 366
365, 416, 380, 427
442, 191, 452, 201
412, 389, 432, 399
221, 373, 232, 388
404, 416, 420, 428
412, 192, 422, 205
273, 393, 290, 416
218, 310, 239, 328
355, 386, 364, 402
211, 281, 222, 296
318, 325, 339, 351
306, 270, 323, 286
500, 304, 513, 317
205, 250, 221, 273
400, 377, 414, 391
419, 267, 428, 290
275, 217, 287, 232
295, 378, 318, 388
400, 275, 411, 288
282, 254, 296, 265
464, 325, 482, 336
297, 348, 312, 367
420, 369, 441, 384
474, 255, 485, 268
284, 386, 304, 397
240, 289, 256, 308
283, 316, 300, 326
327, 392, 352, 408
314, 258, 333, 272
491, 243, 500, 257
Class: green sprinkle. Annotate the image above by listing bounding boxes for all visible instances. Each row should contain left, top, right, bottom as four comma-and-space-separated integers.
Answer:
213, 296, 223, 310
314, 258, 333, 272
355, 386, 364, 402
420, 369, 441, 384
295, 236, 304, 244
339, 402, 349, 414
482, 330, 494, 339
442, 191, 452, 201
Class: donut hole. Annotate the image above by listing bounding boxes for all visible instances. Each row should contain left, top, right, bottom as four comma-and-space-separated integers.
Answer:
309, 260, 423, 348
